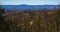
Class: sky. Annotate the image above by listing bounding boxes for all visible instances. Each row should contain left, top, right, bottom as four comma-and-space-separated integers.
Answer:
0, 0, 60, 5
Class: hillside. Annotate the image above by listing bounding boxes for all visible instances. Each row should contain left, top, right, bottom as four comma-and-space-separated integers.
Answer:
1, 8, 59, 32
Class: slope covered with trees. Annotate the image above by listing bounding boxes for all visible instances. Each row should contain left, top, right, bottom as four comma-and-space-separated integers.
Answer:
0, 5, 60, 32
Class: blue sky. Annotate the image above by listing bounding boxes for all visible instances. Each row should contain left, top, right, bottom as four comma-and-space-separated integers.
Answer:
0, 0, 60, 5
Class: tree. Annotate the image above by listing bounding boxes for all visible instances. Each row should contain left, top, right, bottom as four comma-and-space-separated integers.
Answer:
0, 5, 9, 32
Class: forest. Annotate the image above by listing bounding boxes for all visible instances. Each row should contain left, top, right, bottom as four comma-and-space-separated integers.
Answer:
0, 6, 60, 32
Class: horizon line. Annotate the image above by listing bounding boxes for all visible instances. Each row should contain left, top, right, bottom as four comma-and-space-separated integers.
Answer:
0, 4, 60, 5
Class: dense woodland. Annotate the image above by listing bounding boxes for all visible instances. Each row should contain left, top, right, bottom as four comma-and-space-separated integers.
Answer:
0, 6, 60, 32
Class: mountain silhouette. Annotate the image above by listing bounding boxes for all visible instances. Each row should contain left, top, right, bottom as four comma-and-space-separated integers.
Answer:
1, 5, 59, 11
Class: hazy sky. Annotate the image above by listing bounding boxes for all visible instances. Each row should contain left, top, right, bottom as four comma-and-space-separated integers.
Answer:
0, 0, 60, 5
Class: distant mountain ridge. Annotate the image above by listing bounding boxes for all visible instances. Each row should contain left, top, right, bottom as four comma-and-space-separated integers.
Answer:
1, 4, 60, 10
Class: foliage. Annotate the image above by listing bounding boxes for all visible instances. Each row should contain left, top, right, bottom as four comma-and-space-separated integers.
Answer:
0, 8, 60, 32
